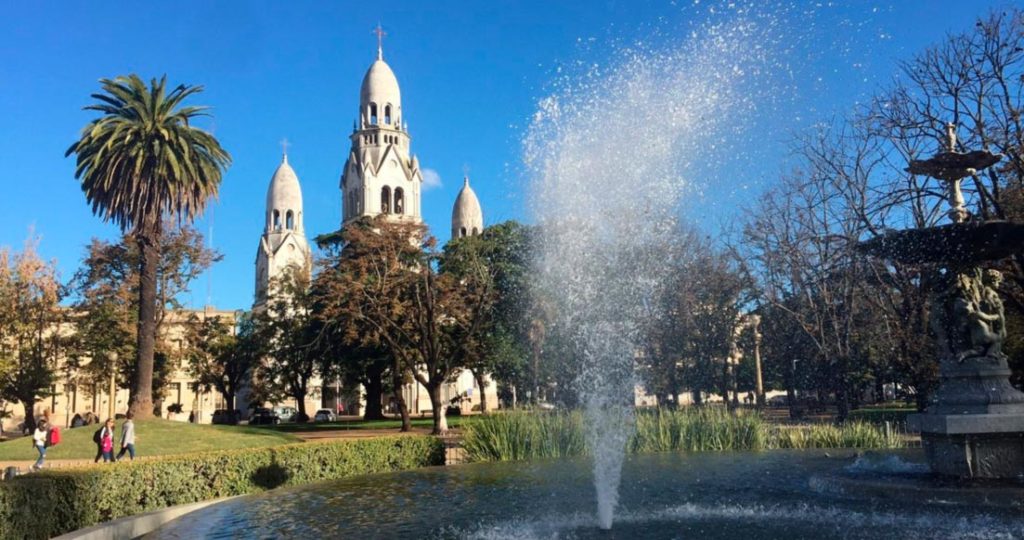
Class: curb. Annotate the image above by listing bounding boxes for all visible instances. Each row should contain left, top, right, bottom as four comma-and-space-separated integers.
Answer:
53, 496, 238, 540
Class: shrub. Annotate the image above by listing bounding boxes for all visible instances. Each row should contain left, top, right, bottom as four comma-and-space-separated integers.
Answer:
0, 435, 444, 539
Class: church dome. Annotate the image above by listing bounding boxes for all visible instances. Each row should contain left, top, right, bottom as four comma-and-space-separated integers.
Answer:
451, 177, 483, 238
266, 154, 304, 232
360, 59, 401, 110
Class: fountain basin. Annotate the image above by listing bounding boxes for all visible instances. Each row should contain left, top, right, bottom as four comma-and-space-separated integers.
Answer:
144, 449, 1024, 539
857, 220, 1024, 266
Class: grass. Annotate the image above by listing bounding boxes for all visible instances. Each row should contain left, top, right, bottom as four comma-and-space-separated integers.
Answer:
256, 415, 476, 433
0, 419, 302, 461
462, 408, 905, 462
848, 406, 916, 425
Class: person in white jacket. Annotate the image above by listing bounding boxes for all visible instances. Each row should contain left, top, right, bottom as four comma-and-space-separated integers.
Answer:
31, 420, 48, 470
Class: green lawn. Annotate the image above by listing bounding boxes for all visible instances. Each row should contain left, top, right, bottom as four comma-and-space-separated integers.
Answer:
848, 406, 916, 424
256, 415, 477, 433
0, 419, 302, 461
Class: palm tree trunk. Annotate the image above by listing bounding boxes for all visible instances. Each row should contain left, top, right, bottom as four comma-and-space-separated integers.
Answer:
130, 231, 158, 419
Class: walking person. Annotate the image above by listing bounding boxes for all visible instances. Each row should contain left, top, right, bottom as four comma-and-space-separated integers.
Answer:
116, 412, 135, 461
96, 419, 115, 463
31, 420, 48, 470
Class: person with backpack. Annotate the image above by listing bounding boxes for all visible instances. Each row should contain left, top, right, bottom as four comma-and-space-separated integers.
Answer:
31, 420, 48, 470
94, 419, 115, 463
99, 418, 115, 463
116, 412, 135, 461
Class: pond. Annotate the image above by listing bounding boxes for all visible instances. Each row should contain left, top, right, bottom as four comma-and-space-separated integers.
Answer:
145, 449, 1024, 539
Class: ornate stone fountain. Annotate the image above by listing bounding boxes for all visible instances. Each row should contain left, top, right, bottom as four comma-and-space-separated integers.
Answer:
859, 124, 1024, 479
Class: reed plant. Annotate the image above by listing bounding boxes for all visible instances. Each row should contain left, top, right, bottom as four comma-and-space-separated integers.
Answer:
461, 408, 904, 462
769, 421, 903, 450
461, 410, 586, 461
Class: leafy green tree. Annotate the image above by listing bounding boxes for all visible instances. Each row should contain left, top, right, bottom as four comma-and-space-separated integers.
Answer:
186, 312, 259, 412
441, 223, 531, 412
69, 224, 221, 407
255, 269, 320, 422
66, 75, 230, 418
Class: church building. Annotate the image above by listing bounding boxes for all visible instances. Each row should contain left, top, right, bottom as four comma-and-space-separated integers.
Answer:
252, 35, 497, 417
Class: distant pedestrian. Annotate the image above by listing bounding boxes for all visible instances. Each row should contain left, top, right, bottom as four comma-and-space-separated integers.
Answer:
94, 419, 115, 463
32, 420, 48, 470
116, 412, 135, 461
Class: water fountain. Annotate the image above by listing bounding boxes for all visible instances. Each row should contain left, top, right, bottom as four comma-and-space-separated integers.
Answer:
859, 123, 1024, 479
143, 17, 1024, 540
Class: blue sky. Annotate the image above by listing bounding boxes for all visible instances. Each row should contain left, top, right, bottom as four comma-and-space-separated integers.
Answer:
0, 1, 1011, 310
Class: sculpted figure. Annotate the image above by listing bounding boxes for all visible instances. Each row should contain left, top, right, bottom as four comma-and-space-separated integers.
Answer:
957, 269, 1005, 361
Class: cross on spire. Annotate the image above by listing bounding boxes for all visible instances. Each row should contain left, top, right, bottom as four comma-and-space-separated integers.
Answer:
373, 24, 386, 60
280, 138, 290, 160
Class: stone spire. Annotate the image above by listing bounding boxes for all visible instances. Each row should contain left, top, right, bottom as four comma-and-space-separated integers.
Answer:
341, 43, 423, 225
255, 151, 311, 308
451, 176, 483, 239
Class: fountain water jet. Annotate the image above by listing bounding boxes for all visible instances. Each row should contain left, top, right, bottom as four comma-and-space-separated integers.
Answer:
524, 18, 782, 529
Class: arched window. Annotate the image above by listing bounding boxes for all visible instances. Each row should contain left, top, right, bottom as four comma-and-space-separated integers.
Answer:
381, 186, 391, 214
369, 103, 378, 125
273, 210, 281, 230
460, 227, 467, 237
472, 227, 479, 236
286, 210, 294, 230
394, 188, 404, 214
384, 104, 392, 124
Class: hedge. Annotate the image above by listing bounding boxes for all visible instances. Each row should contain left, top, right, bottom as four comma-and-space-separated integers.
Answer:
0, 435, 444, 539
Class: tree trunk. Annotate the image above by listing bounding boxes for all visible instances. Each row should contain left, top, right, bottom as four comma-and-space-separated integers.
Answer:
720, 360, 733, 412
363, 365, 385, 420
225, 392, 235, 412
22, 402, 35, 432
391, 362, 411, 432
473, 370, 488, 414
427, 382, 448, 435
692, 389, 703, 406
130, 231, 159, 419
294, 389, 308, 422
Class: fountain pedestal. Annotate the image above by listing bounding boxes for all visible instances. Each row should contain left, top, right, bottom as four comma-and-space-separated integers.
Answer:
857, 123, 1024, 479
912, 354, 1024, 478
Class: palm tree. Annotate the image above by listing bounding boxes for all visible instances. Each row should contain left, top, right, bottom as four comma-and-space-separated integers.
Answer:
66, 75, 230, 418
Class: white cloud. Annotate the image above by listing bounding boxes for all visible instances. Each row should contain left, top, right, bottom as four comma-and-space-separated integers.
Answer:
421, 168, 442, 191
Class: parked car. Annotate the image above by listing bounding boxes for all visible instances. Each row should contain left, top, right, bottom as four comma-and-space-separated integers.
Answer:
212, 409, 241, 425
249, 407, 280, 425
273, 406, 298, 423
313, 409, 336, 423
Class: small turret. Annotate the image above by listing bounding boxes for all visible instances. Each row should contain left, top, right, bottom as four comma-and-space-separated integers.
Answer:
451, 176, 483, 239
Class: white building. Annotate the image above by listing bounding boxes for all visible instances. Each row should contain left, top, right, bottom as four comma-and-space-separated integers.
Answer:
252, 40, 497, 417
254, 153, 312, 308
341, 42, 424, 225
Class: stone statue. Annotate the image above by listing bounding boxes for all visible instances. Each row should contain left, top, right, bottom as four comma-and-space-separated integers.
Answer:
930, 268, 1006, 364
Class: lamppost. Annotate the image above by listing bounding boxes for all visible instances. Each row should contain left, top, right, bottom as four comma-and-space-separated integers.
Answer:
108, 352, 117, 420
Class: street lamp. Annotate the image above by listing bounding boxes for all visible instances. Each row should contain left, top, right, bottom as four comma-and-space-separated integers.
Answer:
108, 352, 118, 420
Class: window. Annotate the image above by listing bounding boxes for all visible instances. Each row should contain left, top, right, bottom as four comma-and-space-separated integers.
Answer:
460, 227, 467, 237
381, 186, 391, 214
384, 104, 392, 124
273, 210, 281, 230
394, 187, 404, 214
286, 210, 294, 230
370, 103, 378, 125
472, 227, 479, 235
